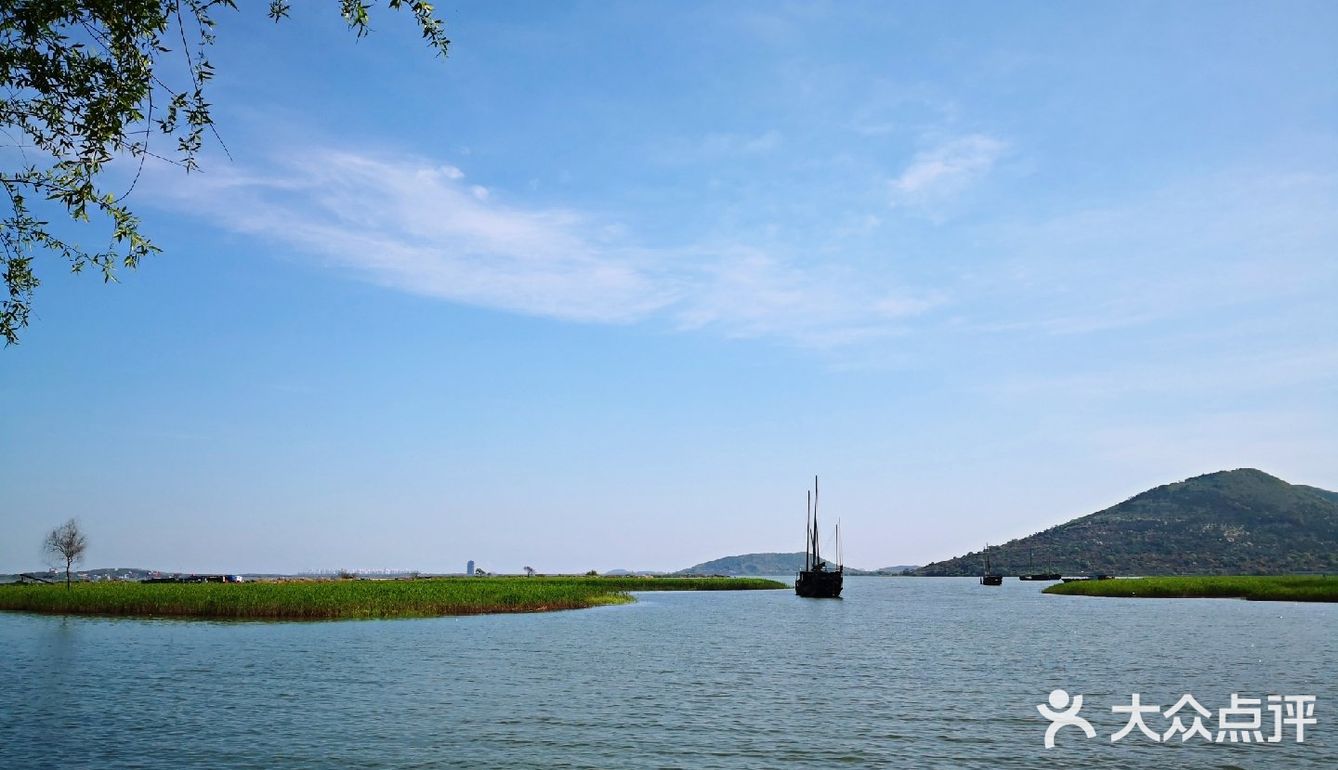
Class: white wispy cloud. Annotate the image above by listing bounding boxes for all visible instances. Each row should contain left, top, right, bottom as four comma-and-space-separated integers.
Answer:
705, 129, 783, 155
146, 148, 941, 346
651, 129, 785, 165
888, 134, 1006, 209
975, 169, 1338, 336
142, 146, 1334, 359
161, 151, 669, 323
670, 245, 943, 346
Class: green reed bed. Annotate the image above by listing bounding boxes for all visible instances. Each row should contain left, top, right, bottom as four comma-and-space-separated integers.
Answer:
1043, 575, 1338, 603
0, 576, 785, 620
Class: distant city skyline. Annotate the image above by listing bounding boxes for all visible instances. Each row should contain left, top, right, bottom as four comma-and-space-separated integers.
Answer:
3, 1, 1336, 574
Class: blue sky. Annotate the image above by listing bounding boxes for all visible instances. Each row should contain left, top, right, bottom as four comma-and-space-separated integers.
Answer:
2, 1, 1336, 574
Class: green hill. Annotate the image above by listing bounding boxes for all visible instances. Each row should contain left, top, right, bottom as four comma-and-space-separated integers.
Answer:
1297, 485, 1338, 506
914, 469, 1338, 576
876, 564, 920, 574
678, 552, 825, 576
677, 552, 916, 576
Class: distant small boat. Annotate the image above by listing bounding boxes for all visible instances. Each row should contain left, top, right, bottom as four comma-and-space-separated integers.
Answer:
1061, 574, 1115, 583
979, 544, 1003, 586
795, 476, 843, 599
1018, 548, 1061, 581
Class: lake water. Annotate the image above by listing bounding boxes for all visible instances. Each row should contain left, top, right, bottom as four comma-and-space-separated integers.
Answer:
1, 577, 1332, 769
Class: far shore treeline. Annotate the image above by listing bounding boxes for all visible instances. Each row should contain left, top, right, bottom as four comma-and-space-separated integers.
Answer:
0, 576, 785, 621
7, 469, 1334, 595
1044, 575, 1338, 603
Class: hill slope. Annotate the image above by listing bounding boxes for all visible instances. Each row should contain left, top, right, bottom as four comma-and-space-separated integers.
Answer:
914, 469, 1338, 576
676, 552, 911, 576
677, 552, 827, 576
1297, 485, 1338, 506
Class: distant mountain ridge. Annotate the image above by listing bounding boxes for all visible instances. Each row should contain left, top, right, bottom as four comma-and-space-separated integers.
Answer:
676, 552, 916, 576
914, 469, 1338, 576
0, 567, 160, 583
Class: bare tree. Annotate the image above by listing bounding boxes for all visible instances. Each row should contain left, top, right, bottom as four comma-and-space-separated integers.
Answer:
524, 566, 535, 577
44, 519, 88, 589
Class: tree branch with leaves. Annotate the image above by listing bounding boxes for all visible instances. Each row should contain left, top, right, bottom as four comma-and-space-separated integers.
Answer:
0, 0, 448, 344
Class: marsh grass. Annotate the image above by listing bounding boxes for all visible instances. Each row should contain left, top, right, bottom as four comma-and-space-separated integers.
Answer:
1043, 575, 1338, 602
0, 576, 785, 620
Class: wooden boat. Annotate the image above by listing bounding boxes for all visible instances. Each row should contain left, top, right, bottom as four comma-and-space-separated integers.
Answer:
795, 476, 843, 598
1018, 548, 1061, 581
979, 544, 1003, 586
1061, 574, 1115, 583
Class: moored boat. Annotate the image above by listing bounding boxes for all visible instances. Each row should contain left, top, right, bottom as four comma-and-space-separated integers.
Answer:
979, 544, 1003, 586
795, 476, 843, 598
1018, 548, 1061, 581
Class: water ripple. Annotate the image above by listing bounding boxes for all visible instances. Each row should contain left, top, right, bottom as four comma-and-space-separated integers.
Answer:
0, 579, 1332, 769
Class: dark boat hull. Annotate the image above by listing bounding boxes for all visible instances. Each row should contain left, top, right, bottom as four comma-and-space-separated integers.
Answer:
1019, 573, 1062, 581
795, 569, 843, 598
980, 575, 1003, 586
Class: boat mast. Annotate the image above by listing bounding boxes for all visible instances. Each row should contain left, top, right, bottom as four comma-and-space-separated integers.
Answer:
805, 490, 812, 571
837, 517, 842, 569
812, 475, 821, 567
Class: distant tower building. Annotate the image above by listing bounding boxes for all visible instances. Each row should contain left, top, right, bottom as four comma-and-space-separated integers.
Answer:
466, 560, 475, 577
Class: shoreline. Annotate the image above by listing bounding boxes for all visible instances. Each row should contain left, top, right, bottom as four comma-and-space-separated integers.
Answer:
0, 576, 786, 621
1042, 575, 1338, 602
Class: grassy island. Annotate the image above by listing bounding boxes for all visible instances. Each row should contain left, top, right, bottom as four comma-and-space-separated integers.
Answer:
1043, 575, 1338, 603
0, 575, 786, 620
